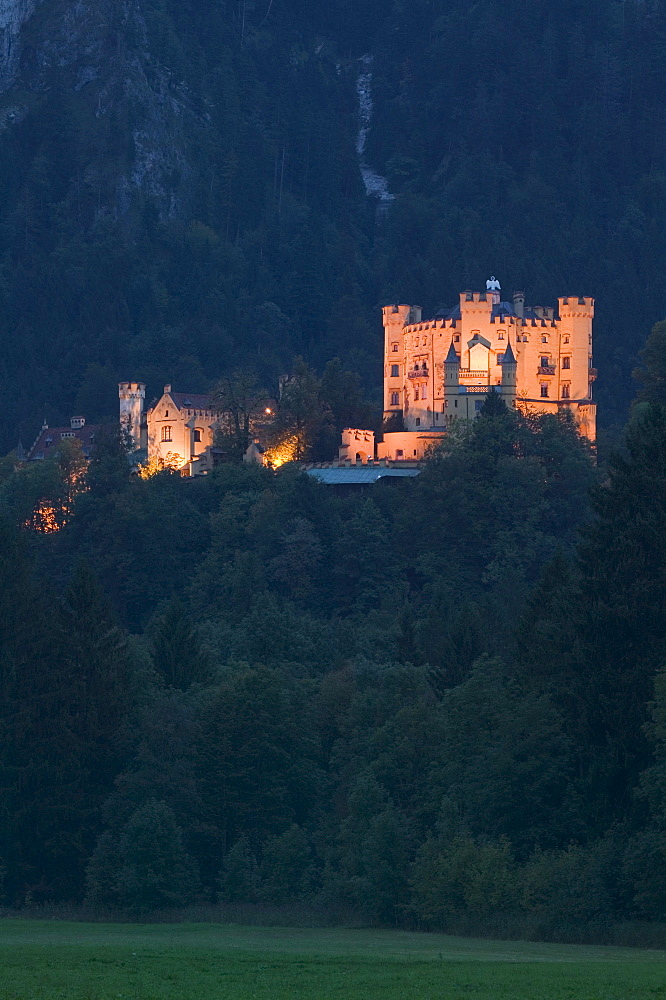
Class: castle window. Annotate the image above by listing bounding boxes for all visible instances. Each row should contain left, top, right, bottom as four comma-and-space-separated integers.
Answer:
422, 337, 427, 346
498, 330, 505, 340
391, 364, 399, 377
390, 392, 400, 406
454, 334, 460, 343
564, 336, 570, 344
540, 384, 549, 398
454, 399, 458, 408
561, 384, 571, 398
392, 343, 399, 352
165, 410, 169, 418
161, 426, 172, 442
542, 336, 548, 344
193, 429, 202, 442
416, 418, 421, 426
540, 356, 550, 367
396, 449, 404, 457
422, 386, 427, 400
562, 356, 571, 369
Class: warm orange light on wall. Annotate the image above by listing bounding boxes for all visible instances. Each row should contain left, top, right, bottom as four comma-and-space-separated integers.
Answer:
138, 452, 186, 478
263, 435, 298, 469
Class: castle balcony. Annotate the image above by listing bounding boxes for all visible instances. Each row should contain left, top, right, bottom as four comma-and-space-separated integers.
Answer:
588, 367, 598, 381
538, 365, 556, 375
408, 368, 429, 379
460, 369, 489, 378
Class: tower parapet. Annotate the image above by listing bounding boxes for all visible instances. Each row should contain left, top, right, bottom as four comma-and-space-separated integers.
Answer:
119, 381, 146, 451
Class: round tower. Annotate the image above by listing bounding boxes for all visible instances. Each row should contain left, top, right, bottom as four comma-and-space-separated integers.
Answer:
499, 340, 517, 407
119, 381, 146, 451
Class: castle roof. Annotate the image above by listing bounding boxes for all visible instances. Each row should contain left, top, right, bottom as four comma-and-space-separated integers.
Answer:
435, 301, 544, 321
28, 424, 100, 461
306, 466, 421, 486
445, 341, 459, 363
500, 340, 516, 363
168, 392, 219, 412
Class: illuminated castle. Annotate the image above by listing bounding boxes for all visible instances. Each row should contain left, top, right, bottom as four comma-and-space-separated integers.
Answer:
374, 279, 596, 461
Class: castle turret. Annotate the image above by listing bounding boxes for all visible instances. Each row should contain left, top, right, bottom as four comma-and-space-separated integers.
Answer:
383, 304, 414, 419
443, 340, 461, 420
119, 381, 146, 451
499, 339, 517, 407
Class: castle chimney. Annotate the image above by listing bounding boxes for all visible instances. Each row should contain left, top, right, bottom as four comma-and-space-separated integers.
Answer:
513, 291, 525, 319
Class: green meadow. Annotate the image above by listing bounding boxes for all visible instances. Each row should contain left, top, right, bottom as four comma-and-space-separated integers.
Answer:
0, 921, 665, 1000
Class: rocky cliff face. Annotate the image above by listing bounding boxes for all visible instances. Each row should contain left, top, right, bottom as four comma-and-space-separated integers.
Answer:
3, 0, 194, 219
0, 0, 41, 91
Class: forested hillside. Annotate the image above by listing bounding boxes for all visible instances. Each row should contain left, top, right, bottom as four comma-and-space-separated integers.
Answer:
1, 382, 666, 933
1, 0, 666, 450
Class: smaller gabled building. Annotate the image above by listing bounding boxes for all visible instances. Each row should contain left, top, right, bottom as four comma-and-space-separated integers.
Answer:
119, 381, 226, 475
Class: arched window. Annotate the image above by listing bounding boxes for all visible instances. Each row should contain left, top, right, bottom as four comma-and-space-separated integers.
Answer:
161, 426, 172, 442
561, 384, 571, 398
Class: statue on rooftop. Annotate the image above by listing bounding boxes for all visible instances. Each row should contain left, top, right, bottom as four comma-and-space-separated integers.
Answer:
486, 276, 501, 291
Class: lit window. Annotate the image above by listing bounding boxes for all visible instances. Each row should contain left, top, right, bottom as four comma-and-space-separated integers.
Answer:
390, 392, 399, 406
540, 384, 549, 398
562, 384, 570, 398
391, 364, 400, 377
193, 429, 202, 442
161, 426, 172, 442
562, 356, 571, 369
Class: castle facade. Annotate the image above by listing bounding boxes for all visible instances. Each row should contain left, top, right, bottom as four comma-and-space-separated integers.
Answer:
378, 281, 596, 460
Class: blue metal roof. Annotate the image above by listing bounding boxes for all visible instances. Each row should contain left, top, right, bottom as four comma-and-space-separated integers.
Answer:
305, 467, 421, 485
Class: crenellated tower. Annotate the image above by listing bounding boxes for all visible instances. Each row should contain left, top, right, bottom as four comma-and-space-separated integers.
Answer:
118, 381, 146, 451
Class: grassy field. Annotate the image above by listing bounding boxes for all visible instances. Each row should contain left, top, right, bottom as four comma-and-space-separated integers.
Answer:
1, 920, 665, 999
